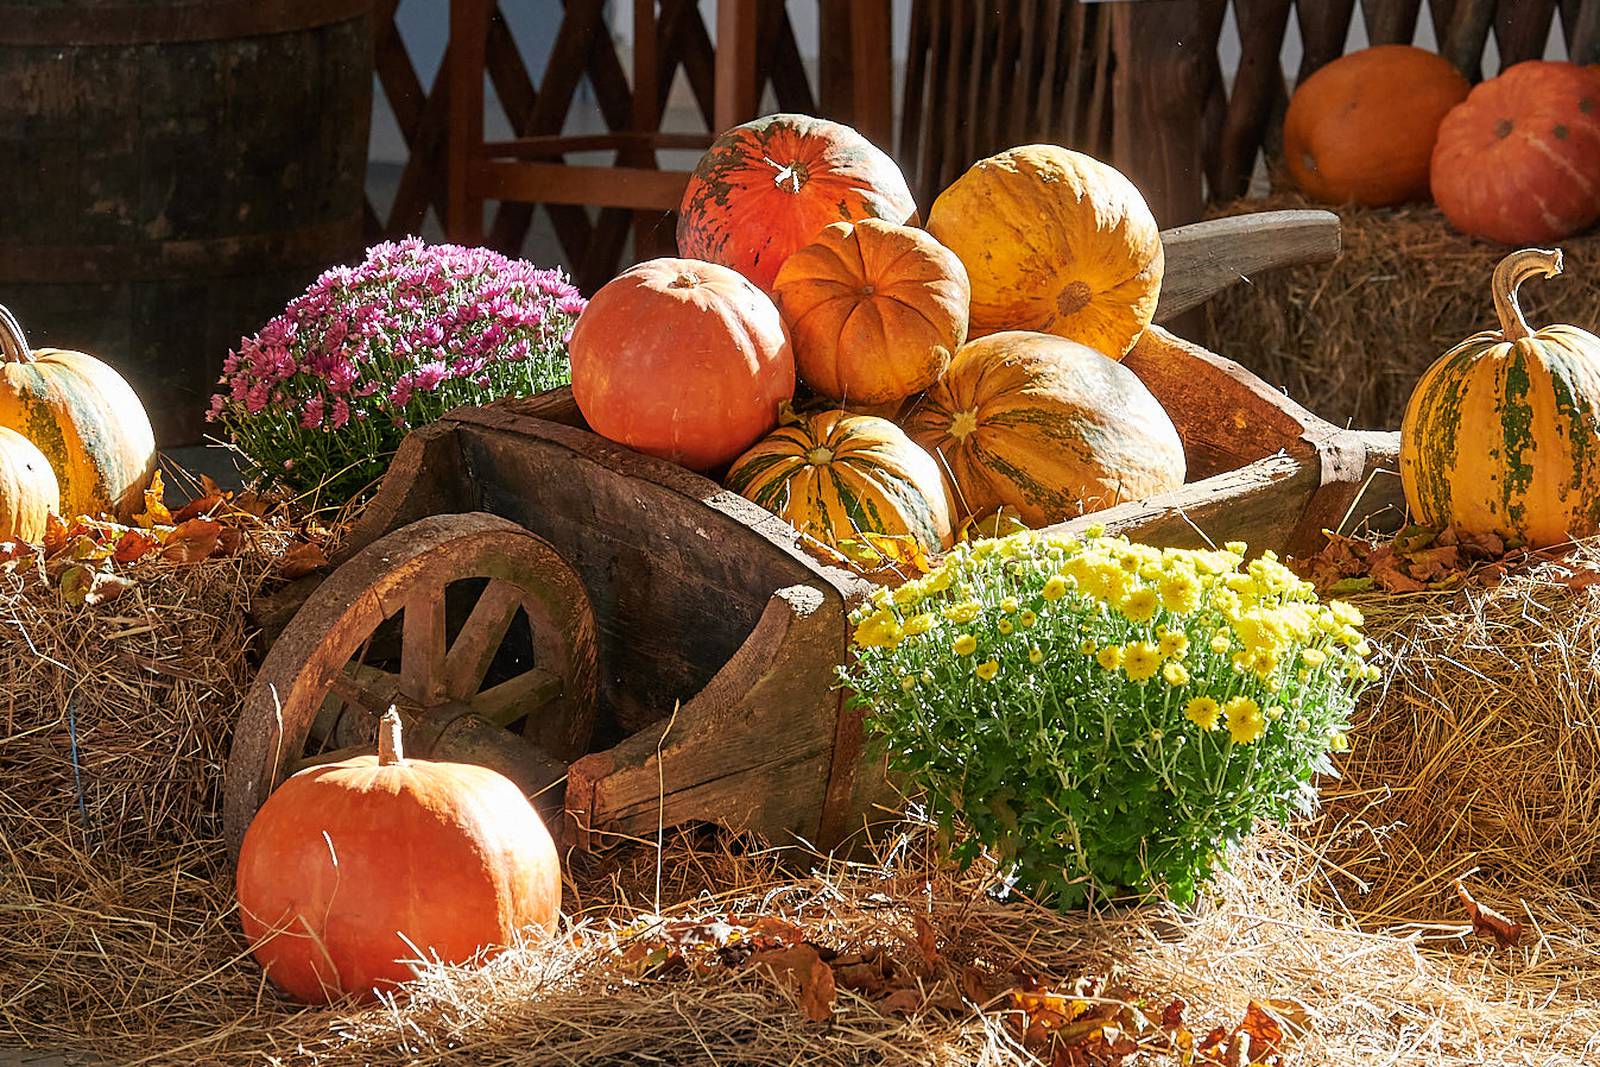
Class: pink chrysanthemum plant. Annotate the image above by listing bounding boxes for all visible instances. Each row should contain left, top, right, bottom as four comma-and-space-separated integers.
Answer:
210, 238, 585, 501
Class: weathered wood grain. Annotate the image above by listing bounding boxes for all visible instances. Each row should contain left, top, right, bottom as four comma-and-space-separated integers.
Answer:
1154, 210, 1341, 326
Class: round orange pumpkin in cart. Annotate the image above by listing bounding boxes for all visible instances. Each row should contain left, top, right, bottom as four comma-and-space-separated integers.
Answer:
568, 257, 795, 472
1431, 61, 1600, 245
676, 113, 918, 292
235, 711, 561, 1005
772, 218, 970, 406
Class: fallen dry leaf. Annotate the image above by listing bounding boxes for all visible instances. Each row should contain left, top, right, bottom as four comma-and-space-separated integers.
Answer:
134, 470, 172, 528
171, 492, 224, 524
1195, 999, 1293, 1066
278, 540, 329, 579
161, 518, 222, 563
112, 528, 161, 563
748, 945, 836, 1023
59, 566, 137, 607
879, 986, 922, 1015
1457, 881, 1524, 947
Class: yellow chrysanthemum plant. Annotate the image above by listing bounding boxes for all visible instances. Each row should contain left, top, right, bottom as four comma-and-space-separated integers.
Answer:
842, 528, 1376, 910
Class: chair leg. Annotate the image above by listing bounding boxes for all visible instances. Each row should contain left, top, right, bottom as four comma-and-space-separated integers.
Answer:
447, 0, 491, 245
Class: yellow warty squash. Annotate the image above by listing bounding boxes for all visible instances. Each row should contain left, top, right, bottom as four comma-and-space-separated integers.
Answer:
925, 146, 1163, 357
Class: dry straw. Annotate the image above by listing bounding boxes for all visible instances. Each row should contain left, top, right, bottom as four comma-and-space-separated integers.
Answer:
1206, 193, 1600, 431
7, 533, 1600, 1064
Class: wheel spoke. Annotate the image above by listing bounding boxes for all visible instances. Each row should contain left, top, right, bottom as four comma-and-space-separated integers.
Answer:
469, 667, 563, 726
400, 591, 448, 705
444, 579, 525, 700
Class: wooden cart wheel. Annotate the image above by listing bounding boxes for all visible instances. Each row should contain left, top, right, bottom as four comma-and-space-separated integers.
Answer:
223, 512, 599, 856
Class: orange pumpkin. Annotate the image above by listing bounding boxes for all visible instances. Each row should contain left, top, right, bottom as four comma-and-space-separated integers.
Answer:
569, 258, 795, 472
677, 114, 918, 292
902, 331, 1186, 526
772, 219, 969, 405
0, 303, 155, 521
237, 711, 561, 1004
1283, 45, 1469, 207
925, 146, 1162, 358
1432, 61, 1600, 244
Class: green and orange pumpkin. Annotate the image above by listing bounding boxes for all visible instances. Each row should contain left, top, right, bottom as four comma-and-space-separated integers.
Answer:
902, 331, 1186, 526
0, 303, 155, 521
236, 710, 561, 1004
725, 409, 953, 554
1401, 247, 1600, 546
677, 114, 918, 292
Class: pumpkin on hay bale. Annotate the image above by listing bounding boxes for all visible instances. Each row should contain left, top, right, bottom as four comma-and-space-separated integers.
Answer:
1204, 193, 1600, 431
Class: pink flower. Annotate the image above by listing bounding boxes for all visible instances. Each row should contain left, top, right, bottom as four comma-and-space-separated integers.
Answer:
556, 295, 587, 317
206, 394, 226, 421
413, 361, 447, 391
331, 397, 351, 430
389, 377, 414, 407
301, 396, 326, 430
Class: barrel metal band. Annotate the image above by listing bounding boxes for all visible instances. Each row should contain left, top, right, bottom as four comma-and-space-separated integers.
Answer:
0, 0, 370, 46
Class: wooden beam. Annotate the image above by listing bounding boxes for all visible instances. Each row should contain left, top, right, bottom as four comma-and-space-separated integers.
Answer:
714, 0, 760, 131
446, 0, 489, 244
469, 161, 693, 211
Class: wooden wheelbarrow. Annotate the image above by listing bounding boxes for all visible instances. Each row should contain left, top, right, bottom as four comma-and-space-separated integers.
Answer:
221, 209, 1405, 858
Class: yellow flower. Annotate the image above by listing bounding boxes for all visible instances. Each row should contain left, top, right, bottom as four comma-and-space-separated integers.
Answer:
1266, 704, 1284, 720
923, 567, 955, 593
904, 613, 937, 636
1042, 575, 1070, 601
1029, 646, 1044, 665
1362, 663, 1381, 682
952, 633, 977, 656
1123, 641, 1162, 683
1329, 730, 1350, 752
1162, 661, 1189, 687
1224, 697, 1265, 744
1329, 599, 1364, 627
1078, 638, 1098, 656
1119, 586, 1160, 624
1299, 647, 1327, 669
1224, 540, 1248, 556
1251, 648, 1278, 677
1157, 630, 1189, 659
999, 596, 1019, 614
853, 610, 903, 649
900, 675, 917, 692
1210, 588, 1242, 617
892, 581, 925, 607
1158, 570, 1202, 614
943, 600, 982, 624
1018, 609, 1038, 629
1185, 697, 1221, 731
1209, 632, 1231, 654
975, 659, 1000, 681
998, 618, 1014, 635
1096, 645, 1124, 672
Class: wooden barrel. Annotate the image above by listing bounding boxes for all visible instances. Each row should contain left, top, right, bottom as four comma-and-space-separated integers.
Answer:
0, 1, 372, 446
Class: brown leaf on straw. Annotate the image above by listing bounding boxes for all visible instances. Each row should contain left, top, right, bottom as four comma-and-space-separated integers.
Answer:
278, 541, 329, 580
1457, 882, 1524, 947
111, 528, 161, 563
58, 566, 136, 607
1369, 550, 1428, 593
1559, 566, 1600, 590
879, 986, 922, 1015
748, 945, 836, 1022
134, 470, 172, 529
171, 493, 225, 524
40, 513, 69, 557
1195, 999, 1292, 1065
908, 913, 939, 974
160, 519, 222, 564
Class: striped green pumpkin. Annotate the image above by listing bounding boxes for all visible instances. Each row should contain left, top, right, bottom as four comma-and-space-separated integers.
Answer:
725, 409, 953, 553
1400, 248, 1600, 547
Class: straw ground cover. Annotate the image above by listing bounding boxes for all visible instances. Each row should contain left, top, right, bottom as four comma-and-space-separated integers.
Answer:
1206, 193, 1600, 431
7, 534, 1600, 1063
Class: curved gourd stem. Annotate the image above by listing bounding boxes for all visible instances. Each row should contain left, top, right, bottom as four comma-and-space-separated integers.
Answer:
1492, 247, 1564, 341
0, 303, 33, 364
378, 707, 406, 766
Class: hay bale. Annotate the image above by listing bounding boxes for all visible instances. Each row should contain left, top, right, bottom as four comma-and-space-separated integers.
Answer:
1314, 552, 1600, 935
1205, 194, 1600, 430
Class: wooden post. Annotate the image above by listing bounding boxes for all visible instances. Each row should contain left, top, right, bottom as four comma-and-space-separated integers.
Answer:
446, 0, 488, 245
1109, 0, 1212, 229
714, 0, 760, 131
850, 0, 894, 149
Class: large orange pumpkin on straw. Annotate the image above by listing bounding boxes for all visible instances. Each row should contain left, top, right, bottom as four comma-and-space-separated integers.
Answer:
1431, 61, 1600, 244
677, 114, 918, 292
569, 258, 795, 472
772, 218, 969, 405
1284, 45, 1469, 207
236, 711, 561, 1004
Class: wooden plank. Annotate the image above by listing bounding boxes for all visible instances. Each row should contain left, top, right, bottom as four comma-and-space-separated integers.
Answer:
481, 132, 714, 159
1442, 0, 1496, 79
1362, 0, 1424, 44
469, 161, 692, 212
1493, 0, 1558, 69
401, 592, 449, 706
470, 667, 564, 726
1296, 0, 1357, 84
763, 0, 818, 115
714, 0, 760, 131
1154, 210, 1342, 324
1110, 0, 1212, 226
850, 0, 894, 148
444, 578, 526, 700
446, 0, 488, 244
1571, 0, 1600, 63
818, 0, 854, 120
1212, 0, 1291, 202
898, 0, 930, 192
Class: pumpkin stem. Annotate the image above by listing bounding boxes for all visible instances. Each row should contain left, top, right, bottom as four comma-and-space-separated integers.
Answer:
377, 707, 405, 766
0, 303, 34, 364
1492, 247, 1564, 341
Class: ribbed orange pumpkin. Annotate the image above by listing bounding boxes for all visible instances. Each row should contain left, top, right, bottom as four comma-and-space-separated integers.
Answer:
0, 426, 59, 543
569, 258, 795, 472
725, 409, 953, 553
1431, 61, 1600, 244
677, 114, 918, 292
0, 304, 155, 521
1284, 45, 1469, 207
925, 146, 1162, 357
237, 711, 561, 1004
902, 332, 1186, 526
772, 219, 969, 405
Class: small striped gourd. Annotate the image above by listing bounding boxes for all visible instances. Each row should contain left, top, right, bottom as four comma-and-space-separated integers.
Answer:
902, 331, 1185, 527
725, 409, 953, 554
1400, 247, 1600, 547
0, 304, 155, 521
